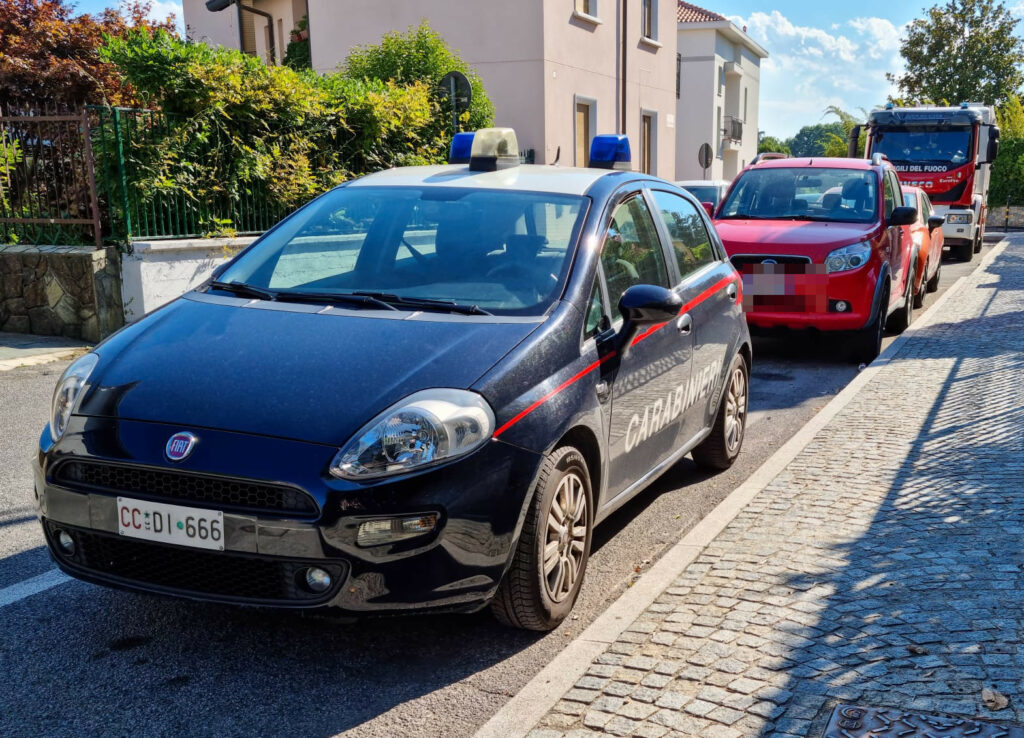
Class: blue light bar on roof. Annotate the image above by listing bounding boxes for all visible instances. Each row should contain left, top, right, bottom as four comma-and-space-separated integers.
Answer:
449, 132, 475, 164
589, 134, 631, 170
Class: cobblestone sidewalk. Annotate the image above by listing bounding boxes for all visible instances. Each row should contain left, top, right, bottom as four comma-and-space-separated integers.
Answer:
529, 240, 1024, 738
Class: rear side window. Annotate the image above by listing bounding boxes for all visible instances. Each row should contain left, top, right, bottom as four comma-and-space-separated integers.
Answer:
884, 172, 898, 216
651, 191, 718, 280
601, 194, 670, 308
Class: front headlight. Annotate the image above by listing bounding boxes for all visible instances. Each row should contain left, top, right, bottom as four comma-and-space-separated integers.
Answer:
330, 389, 495, 480
50, 353, 99, 441
947, 212, 972, 224
825, 242, 871, 273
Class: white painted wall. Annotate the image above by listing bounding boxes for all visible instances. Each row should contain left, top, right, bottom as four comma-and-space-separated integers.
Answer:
183, 0, 239, 47
120, 238, 255, 323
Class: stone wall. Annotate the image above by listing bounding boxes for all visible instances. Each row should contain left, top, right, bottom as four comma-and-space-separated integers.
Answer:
0, 245, 124, 343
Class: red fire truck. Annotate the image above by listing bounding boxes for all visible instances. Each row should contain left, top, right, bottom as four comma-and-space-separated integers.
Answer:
851, 103, 999, 262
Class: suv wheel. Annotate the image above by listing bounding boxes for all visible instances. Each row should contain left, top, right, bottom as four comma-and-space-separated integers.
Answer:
926, 259, 941, 293
692, 354, 748, 471
912, 265, 927, 309
851, 283, 888, 364
886, 266, 915, 333
490, 445, 592, 631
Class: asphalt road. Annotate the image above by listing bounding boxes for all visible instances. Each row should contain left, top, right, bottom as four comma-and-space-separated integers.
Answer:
0, 239, 997, 738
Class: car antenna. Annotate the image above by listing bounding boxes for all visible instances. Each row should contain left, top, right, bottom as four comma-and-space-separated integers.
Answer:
551, 146, 561, 166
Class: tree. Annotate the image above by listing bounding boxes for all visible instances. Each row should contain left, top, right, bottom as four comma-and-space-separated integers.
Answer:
787, 123, 846, 158
997, 95, 1024, 137
758, 136, 790, 155
887, 0, 1024, 106
0, 0, 178, 108
822, 105, 868, 158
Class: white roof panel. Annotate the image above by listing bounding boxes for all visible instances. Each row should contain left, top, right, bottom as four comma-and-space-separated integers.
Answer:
347, 164, 611, 196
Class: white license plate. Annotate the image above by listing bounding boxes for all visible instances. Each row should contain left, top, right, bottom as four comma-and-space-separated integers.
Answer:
117, 497, 224, 551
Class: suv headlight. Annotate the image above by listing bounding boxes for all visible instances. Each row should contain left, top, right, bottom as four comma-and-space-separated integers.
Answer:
50, 353, 99, 441
825, 242, 871, 273
330, 389, 495, 480
947, 212, 972, 224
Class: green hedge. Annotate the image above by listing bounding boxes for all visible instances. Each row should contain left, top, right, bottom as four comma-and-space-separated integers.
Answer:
989, 136, 1024, 206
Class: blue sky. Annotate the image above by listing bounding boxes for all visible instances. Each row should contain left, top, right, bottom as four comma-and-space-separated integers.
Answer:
70, 1, 1021, 139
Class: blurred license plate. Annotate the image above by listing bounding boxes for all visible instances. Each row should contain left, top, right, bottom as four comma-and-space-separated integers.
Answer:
742, 263, 826, 296
117, 497, 224, 551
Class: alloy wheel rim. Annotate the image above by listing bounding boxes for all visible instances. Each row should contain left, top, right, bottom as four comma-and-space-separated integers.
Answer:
724, 366, 747, 453
543, 472, 588, 603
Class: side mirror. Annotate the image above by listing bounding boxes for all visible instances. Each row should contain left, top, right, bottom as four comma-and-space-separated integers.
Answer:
888, 206, 917, 227
927, 215, 945, 232
616, 284, 682, 354
986, 126, 1000, 164
701, 201, 715, 218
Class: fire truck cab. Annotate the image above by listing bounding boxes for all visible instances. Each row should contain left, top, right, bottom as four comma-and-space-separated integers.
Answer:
853, 103, 999, 262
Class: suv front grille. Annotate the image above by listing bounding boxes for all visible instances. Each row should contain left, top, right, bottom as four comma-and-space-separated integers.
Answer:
731, 254, 813, 273
47, 523, 343, 605
53, 460, 318, 518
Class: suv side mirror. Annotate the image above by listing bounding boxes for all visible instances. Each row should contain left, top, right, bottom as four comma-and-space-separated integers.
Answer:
616, 284, 682, 354
701, 201, 715, 218
888, 206, 917, 227
927, 215, 945, 232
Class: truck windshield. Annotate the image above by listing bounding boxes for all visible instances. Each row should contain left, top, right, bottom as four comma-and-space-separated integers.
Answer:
215, 186, 588, 317
872, 128, 973, 166
718, 167, 879, 224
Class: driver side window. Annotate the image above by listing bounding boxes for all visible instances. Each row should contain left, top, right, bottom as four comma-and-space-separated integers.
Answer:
601, 194, 670, 309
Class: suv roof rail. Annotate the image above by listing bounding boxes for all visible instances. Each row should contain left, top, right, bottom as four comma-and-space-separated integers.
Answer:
870, 152, 889, 166
751, 152, 788, 165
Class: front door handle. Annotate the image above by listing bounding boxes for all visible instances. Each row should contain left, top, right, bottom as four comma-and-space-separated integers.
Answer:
677, 313, 692, 335
727, 282, 737, 300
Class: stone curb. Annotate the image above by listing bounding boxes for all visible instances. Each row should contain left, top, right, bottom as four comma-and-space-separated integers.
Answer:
0, 347, 89, 372
474, 239, 1012, 738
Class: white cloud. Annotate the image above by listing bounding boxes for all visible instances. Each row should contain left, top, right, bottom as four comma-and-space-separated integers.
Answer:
728, 11, 904, 138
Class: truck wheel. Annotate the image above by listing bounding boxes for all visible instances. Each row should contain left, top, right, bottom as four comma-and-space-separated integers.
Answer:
491, 446, 592, 631
886, 266, 915, 333
692, 354, 748, 471
851, 284, 887, 364
926, 260, 941, 293
956, 240, 973, 262
973, 232, 983, 253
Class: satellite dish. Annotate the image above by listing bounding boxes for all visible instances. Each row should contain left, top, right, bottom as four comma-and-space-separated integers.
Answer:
698, 143, 714, 170
439, 71, 473, 134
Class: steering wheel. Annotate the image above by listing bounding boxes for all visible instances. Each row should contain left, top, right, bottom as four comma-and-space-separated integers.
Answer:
485, 262, 548, 301
612, 259, 639, 280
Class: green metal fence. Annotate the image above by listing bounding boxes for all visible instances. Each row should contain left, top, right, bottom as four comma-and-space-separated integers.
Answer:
89, 106, 290, 241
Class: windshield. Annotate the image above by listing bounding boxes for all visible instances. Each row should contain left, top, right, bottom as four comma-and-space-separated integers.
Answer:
872, 128, 973, 168
216, 186, 588, 316
718, 167, 879, 224
681, 185, 721, 205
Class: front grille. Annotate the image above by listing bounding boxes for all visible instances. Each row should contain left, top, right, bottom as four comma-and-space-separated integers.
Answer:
47, 523, 344, 605
731, 254, 813, 273
53, 460, 318, 518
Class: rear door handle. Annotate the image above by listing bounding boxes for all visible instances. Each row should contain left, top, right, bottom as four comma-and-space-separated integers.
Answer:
727, 282, 737, 300
677, 313, 692, 335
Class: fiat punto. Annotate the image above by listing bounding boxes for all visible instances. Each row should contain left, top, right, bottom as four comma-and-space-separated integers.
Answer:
35, 129, 751, 630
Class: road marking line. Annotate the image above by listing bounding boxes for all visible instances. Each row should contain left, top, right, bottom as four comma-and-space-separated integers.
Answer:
475, 238, 1012, 738
0, 569, 71, 609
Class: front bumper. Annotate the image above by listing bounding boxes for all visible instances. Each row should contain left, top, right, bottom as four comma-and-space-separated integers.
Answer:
740, 264, 879, 332
36, 417, 544, 615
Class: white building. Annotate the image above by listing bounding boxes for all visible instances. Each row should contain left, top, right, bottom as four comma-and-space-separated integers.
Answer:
675, 2, 767, 181
183, 0, 679, 177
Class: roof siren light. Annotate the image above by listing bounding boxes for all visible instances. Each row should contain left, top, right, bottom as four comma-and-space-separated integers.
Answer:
469, 128, 520, 171
448, 132, 475, 164
589, 134, 631, 170
884, 102, 895, 110
960, 101, 969, 109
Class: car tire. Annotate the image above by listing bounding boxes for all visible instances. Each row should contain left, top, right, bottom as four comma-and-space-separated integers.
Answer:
956, 239, 973, 262
490, 445, 593, 631
692, 354, 748, 471
851, 283, 888, 364
912, 264, 927, 309
926, 259, 941, 293
973, 231, 983, 253
886, 266, 914, 334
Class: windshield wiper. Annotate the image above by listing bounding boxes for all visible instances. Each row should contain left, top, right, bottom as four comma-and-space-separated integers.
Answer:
275, 290, 399, 310
208, 280, 279, 301
353, 291, 494, 316
719, 213, 771, 220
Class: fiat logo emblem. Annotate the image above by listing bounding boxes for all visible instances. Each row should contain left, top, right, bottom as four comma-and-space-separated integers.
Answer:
165, 432, 198, 462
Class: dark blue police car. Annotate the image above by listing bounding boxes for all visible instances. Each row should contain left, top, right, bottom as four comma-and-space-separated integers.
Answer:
36, 128, 751, 630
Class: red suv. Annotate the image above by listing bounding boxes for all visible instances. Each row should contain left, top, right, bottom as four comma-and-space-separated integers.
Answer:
714, 155, 918, 362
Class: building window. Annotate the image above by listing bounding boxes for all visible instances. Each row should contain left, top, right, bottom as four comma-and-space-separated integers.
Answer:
717, 65, 723, 96
575, 100, 594, 166
676, 53, 681, 99
576, 0, 596, 16
642, 0, 655, 40
743, 87, 748, 122
716, 106, 722, 154
641, 113, 654, 174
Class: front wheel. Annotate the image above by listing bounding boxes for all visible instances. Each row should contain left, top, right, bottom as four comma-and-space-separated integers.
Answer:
851, 284, 887, 364
692, 355, 748, 471
973, 231, 983, 253
490, 446, 593, 631
926, 259, 941, 293
886, 266, 914, 334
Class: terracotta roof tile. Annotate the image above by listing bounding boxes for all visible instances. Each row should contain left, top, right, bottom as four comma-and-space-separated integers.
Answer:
677, 1, 726, 23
